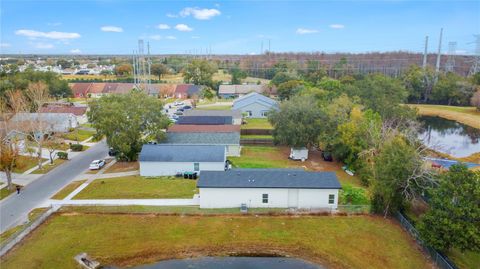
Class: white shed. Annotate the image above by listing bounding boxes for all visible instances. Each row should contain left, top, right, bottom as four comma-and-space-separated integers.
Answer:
289, 147, 309, 161
198, 169, 341, 209
139, 144, 226, 176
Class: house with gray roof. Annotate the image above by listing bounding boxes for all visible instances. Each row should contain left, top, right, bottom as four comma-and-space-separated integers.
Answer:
10, 113, 78, 133
177, 116, 233, 125
183, 109, 242, 125
139, 144, 226, 176
198, 169, 341, 209
166, 132, 241, 156
232, 92, 279, 118
219, 84, 277, 98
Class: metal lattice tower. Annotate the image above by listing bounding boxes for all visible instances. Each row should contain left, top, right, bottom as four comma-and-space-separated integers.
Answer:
468, 35, 480, 76
132, 39, 151, 93
422, 36, 429, 69
435, 28, 443, 74
445, 41, 457, 72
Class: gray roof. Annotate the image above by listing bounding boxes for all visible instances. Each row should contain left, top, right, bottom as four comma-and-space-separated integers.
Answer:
198, 169, 341, 189
139, 144, 226, 162
233, 92, 278, 110
177, 116, 233, 125
166, 132, 240, 145
183, 109, 241, 120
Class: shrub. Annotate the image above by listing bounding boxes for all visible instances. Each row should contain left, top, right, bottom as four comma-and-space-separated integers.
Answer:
57, 151, 68, 160
70, 144, 83, 151
339, 184, 370, 205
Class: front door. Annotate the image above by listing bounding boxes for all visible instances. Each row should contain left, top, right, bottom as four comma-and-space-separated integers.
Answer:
288, 189, 299, 208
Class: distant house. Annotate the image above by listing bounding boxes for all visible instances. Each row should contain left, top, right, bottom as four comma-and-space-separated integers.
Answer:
139, 144, 227, 176
197, 169, 341, 209
88, 83, 106, 98
232, 92, 279, 118
115, 83, 135, 94
174, 84, 192, 99
158, 84, 177, 98
39, 103, 88, 124
183, 110, 242, 125
166, 131, 241, 156
102, 83, 120, 95
219, 84, 277, 98
11, 113, 78, 133
177, 116, 233, 125
168, 124, 241, 133
70, 83, 92, 98
187, 85, 204, 97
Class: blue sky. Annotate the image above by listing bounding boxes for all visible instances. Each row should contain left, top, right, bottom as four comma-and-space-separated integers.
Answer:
0, 0, 478, 55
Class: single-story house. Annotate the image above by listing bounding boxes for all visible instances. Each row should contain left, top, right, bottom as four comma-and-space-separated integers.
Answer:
158, 84, 177, 98
39, 103, 88, 124
165, 132, 241, 156
197, 169, 341, 209
177, 116, 233, 125
218, 84, 277, 99
168, 124, 241, 133
139, 144, 227, 176
183, 109, 242, 125
70, 83, 92, 98
187, 85, 204, 97
88, 83, 106, 98
232, 92, 279, 118
174, 84, 192, 99
11, 112, 78, 133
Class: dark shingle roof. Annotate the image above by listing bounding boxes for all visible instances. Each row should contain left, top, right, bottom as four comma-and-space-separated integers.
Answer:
183, 109, 240, 119
139, 144, 225, 162
166, 132, 240, 145
168, 124, 241, 133
198, 169, 341, 189
177, 116, 233, 125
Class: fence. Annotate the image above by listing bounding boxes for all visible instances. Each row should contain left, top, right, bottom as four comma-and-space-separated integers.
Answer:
240, 139, 274, 145
241, 129, 272, 135
396, 212, 458, 269
0, 205, 59, 257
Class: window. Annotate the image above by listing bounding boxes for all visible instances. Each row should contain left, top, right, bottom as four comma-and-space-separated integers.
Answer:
328, 194, 335, 204
194, 162, 200, 171
262, 193, 269, 203
246, 111, 252, 117
261, 111, 268, 117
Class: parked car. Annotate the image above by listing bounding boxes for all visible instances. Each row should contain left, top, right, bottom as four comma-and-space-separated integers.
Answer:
174, 111, 184, 116
322, 151, 333, 162
108, 148, 117, 157
183, 105, 192, 110
177, 108, 184, 112
174, 101, 184, 106
89, 159, 106, 170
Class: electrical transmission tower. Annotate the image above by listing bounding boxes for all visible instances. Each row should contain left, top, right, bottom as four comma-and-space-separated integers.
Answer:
468, 35, 480, 76
422, 36, 429, 69
132, 39, 152, 93
435, 28, 443, 74
445, 41, 457, 72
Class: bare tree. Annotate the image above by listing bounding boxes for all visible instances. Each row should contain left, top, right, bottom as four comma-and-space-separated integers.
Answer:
44, 134, 62, 164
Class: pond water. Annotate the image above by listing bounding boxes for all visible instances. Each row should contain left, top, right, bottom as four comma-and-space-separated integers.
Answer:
126, 257, 325, 269
418, 116, 480, 158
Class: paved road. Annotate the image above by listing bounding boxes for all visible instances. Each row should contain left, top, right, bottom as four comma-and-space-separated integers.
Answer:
0, 140, 108, 233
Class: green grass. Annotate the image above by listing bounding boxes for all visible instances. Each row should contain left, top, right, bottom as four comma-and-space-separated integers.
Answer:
12, 156, 46, 173
240, 134, 273, 139
51, 180, 87, 200
61, 129, 96, 142
0, 207, 48, 244
195, 105, 232, 110
31, 159, 66, 174
0, 213, 430, 269
447, 249, 480, 269
73, 176, 197, 199
0, 185, 20, 200
241, 118, 273, 129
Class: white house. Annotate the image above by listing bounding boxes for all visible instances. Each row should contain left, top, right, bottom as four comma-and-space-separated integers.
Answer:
165, 132, 241, 157
197, 169, 341, 209
139, 144, 227, 176
11, 113, 78, 133
232, 92, 279, 118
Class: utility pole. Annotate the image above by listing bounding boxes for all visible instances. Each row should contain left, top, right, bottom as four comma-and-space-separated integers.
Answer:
422, 36, 429, 69
445, 41, 457, 73
261, 41, 263, 55
435, 28, 443, 74
468, 35, 480, 76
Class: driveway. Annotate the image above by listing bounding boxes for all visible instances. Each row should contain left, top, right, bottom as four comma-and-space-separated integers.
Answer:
0, 140, 108, 233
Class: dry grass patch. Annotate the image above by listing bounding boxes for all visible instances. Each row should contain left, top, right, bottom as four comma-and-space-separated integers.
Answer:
104, 161, 139, 174
410, 104, 480, 129
31, 159, 66, 174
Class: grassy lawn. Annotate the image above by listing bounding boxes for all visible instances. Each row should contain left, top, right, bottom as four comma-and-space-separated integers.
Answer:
0, 207, 48, 244
409, 104, 480, 129
195, 105, 232, 110
241, 118, 273, 129
73, 176, 197, 199
240, 134, 273, 139
0, 213, 430, 269
0, 184, 21, 200
104, 161, 139, 173
51, 180, 87, 200
12, 156, 46, 173
447, 249, 480, 269
31, 159, 66, 174
61, 129, 96, 142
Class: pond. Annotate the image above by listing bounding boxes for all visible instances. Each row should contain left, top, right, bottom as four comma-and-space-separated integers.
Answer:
125, 257, 325, 269
418, 116, 480, 158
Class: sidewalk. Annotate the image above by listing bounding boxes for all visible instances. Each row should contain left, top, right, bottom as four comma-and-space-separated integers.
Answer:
50, 198, 199, 206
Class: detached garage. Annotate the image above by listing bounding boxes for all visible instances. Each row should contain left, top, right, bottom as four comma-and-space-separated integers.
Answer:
197, 169, 341, 209
139, 144, 227, 176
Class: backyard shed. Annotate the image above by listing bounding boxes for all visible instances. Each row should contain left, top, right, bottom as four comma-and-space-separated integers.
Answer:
197, 169, 341, 209
139, 144, 227, 176
289, 147, 309, 161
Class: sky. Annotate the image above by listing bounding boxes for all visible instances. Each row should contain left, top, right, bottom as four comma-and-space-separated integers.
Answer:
0, 0, 479, 55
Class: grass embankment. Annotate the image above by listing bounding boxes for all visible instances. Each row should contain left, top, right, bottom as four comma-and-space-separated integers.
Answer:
0, 213, 431, 269
104, 161, 139, 173
61, 129, 96, 142
240, 134, 273, 139
410, 104, 480, 129
73, 176, 197, 199
241, 118, 273, 129
51, 180, 87, 200
0, 185, 21, 200
31, 159, 66, 174
0, 207, 48, 244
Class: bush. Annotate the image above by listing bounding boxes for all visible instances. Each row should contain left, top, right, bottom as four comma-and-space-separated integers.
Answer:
57, 151, 68, 160
339, 184, 370, 205
70, 144, 83, 151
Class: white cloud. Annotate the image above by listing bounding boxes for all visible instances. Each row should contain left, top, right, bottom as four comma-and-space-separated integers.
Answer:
33, 42, 54, 49
175, 24, 193, 32
15, 29, 81, 39
296, 28, 319, 35
329, 24, 345, 29
0, 43, 11, 48
100, 26, 123, 32
70, 49, 81, 53
157, 24, 170, 30
180, 7, 221, 20
166, 13, 178, 18
149, 35, 162, 40
166, 36, 177, 40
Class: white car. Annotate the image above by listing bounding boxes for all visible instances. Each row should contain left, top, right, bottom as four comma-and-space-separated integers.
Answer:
89, 159, 106, 170
173, 101, 184, 106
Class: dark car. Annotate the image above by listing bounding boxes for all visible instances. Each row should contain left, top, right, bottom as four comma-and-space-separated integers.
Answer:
322, 151, 333, 162
183, 105, 192, 110
108, 148, 118, 157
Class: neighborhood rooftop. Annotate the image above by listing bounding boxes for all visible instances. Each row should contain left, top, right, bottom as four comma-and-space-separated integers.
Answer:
167, 124, 241, 133
177, 116, 233, 125
166, 132, 240, 145
183, 109, 241, 118
198, 169, 342, 189
139, 144, 226, 162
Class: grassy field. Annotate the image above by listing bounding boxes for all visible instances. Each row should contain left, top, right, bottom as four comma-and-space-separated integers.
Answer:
410, 104, 480, 129
61, 129, 96, 142
196, 105, 232, 110
0, 185, 20, 200
31, 159, 66, 174
0, 213, 431, 269
104, 161, 139, 173
51, 180, 87, 200
241, 118, 273, 129
0, 207, 48, 244
13, 156, 46, 173
447, 249, 480, 269
73, 176, 197, 199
